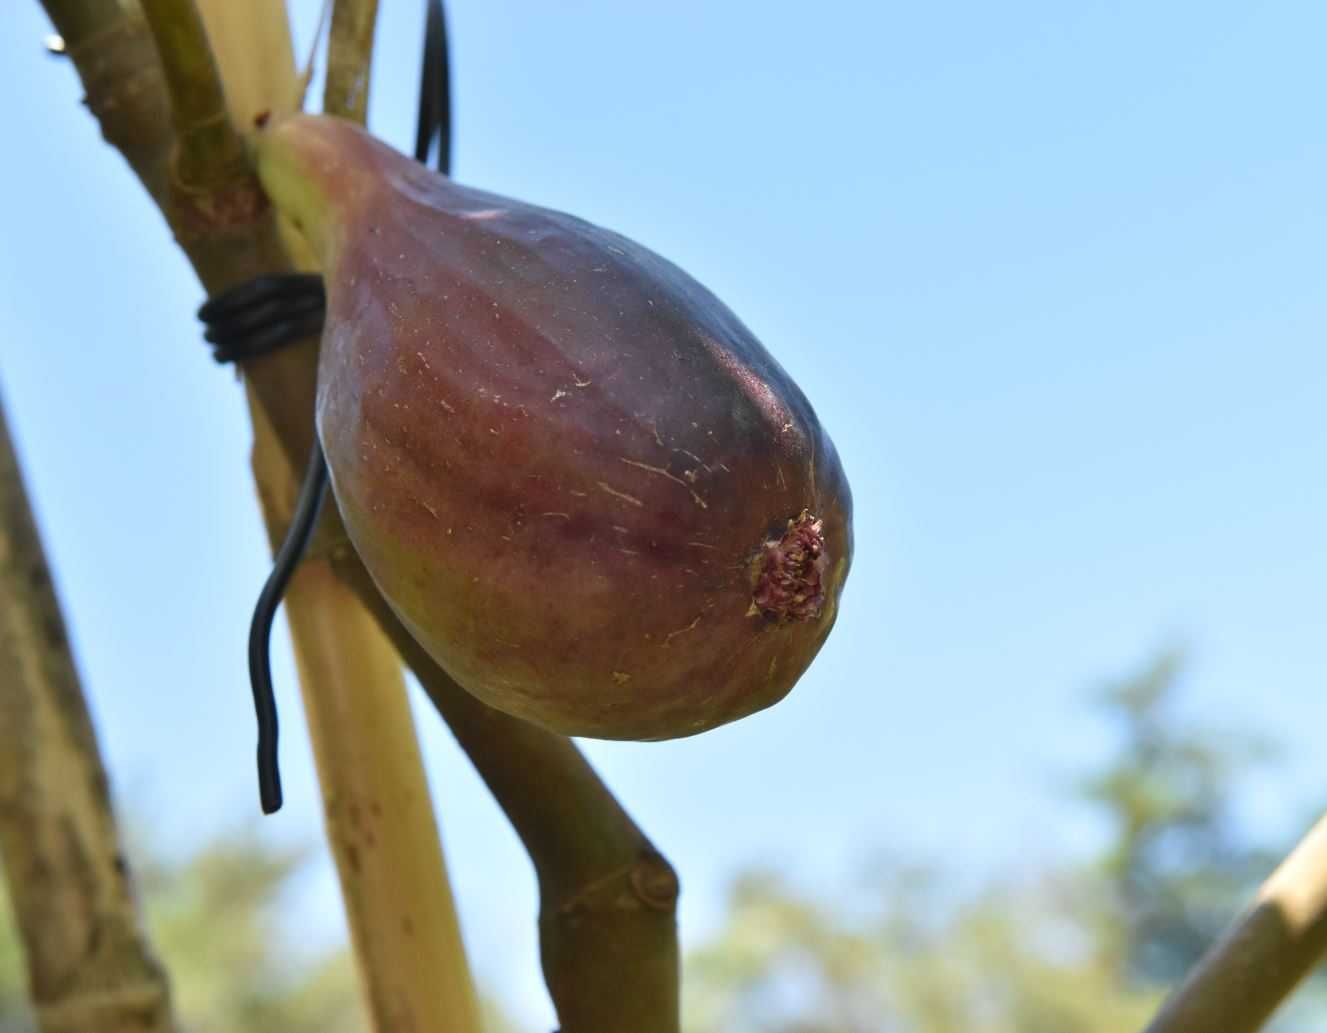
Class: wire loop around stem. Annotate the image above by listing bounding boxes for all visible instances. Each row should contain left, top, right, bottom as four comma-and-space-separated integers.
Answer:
195, 0, 453, 814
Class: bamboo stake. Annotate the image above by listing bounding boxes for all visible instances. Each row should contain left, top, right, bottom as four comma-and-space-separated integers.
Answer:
185, 3, 482, 1028
194, 0, 305, 126
252, 405, 481, 1033
354, 580, 681, 1033
1142, 813, 1327, 1033
0, 399, 180, 1033
34, 2, 682, 1028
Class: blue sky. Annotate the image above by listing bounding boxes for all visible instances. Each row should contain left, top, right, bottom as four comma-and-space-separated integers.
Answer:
4, 1, 1327, 1026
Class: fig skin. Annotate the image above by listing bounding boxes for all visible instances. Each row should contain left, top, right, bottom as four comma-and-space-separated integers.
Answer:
253, 115, 852, 740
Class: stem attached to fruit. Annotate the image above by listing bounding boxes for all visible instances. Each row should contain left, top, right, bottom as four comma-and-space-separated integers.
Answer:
248, 116, 345, 261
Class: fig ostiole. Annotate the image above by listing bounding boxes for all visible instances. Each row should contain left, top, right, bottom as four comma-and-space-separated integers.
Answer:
251, 114, 852, 741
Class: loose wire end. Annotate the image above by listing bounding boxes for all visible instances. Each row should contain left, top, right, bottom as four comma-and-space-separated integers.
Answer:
246, 440, 329, 815
199, 274, 330, 816
197, 0, 451, 816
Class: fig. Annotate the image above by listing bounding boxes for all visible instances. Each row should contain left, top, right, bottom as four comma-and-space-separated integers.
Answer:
252, 114, 852, 740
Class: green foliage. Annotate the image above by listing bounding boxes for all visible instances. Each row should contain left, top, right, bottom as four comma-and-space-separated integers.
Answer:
684, 864, 1161, 1033
0, 829, 516, 1033
143, 834, 366, 1033
0, 830, 367, 1033
1081, 649, 1279, 984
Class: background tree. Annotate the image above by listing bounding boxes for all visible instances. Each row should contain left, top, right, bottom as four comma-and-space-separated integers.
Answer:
1082, 649, 1279, 985
683, 652, 1322, 1033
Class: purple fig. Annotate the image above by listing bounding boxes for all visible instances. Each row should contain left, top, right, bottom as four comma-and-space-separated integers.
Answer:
252, 115, 852, 740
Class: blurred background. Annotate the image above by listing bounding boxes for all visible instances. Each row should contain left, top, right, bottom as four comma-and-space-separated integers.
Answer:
2, 1, 1326, 1030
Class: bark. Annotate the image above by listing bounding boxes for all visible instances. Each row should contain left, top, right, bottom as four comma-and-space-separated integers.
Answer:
0, 400, 179, 1033
1142, 813, 1327, 1033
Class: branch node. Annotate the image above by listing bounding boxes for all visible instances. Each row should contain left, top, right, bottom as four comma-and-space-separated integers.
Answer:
631, 851, 681, 912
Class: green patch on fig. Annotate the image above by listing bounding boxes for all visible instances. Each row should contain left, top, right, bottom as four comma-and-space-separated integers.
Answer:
252, 115, 853, 740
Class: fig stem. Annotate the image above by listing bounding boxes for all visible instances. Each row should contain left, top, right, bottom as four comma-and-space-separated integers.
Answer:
249, 119, 342, 264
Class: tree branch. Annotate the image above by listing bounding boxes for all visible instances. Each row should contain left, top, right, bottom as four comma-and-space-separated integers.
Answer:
0, 397, 180, 1033
136, 0, 248, 191
1142, 812, 1327, 1033
39, 0, 118, 45
48, 0, 175, 202
325, 0, 380, 125
345, 568, 681, 1032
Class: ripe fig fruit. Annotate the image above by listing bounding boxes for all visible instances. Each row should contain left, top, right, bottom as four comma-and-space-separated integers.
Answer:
253, 114, 852, 740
